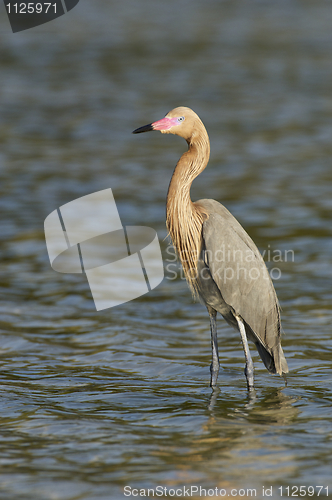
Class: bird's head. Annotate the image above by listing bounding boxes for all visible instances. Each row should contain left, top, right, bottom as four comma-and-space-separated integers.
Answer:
133, 107, 203, 144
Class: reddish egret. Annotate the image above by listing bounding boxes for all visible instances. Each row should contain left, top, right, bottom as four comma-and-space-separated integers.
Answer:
133, 107, 288, 390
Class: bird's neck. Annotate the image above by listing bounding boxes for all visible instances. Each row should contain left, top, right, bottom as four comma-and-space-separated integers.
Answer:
166, 129, 210, 293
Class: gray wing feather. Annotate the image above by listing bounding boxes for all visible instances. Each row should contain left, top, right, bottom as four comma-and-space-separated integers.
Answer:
198, 199, 288, 374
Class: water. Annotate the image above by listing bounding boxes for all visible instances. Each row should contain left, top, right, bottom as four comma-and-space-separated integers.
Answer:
0, 1, 332, 499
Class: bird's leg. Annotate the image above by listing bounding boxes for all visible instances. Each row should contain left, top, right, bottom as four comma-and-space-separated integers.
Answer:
207, 306, 219, 388
235, 315, 255, 391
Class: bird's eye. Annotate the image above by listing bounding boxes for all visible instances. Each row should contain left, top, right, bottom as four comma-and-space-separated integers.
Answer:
178, 116, 185, 122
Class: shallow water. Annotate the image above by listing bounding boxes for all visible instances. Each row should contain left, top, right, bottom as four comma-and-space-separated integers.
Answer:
0, 1, 332, 499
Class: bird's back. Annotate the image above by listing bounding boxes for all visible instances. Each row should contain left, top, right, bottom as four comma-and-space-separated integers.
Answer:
195, 198, 288, 375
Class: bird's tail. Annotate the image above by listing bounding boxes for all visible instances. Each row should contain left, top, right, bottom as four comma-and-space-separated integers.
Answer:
255, 341, 288, 375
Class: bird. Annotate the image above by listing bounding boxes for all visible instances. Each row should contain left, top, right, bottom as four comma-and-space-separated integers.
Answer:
133, 107, 288, 391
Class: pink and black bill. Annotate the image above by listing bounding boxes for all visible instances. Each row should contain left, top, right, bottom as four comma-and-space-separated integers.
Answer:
133, 116, 179, 134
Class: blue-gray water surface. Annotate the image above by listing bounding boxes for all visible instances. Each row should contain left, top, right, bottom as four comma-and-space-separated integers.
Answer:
0, 1, 332, 499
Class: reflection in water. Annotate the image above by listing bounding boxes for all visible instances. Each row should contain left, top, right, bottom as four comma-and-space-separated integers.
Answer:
208, 388, 298, 425
0, 0, 332, 499
145, 388, 300, 491
238, 389, 299, 425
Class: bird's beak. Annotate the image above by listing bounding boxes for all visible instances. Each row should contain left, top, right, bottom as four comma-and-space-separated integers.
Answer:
132, 123, 154, 134
133, 116, 178, 134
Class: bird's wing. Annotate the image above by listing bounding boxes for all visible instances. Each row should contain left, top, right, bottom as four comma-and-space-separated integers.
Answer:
199, 200, 281, 354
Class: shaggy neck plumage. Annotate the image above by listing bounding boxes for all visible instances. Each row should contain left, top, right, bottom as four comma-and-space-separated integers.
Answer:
166, 125, 210, 293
